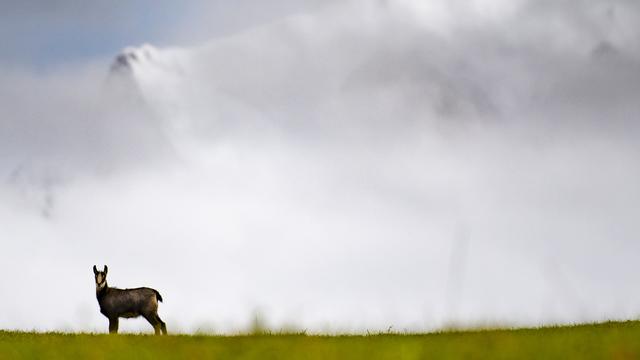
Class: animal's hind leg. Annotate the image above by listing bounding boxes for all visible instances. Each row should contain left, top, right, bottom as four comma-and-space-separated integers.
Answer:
156, 314, 167, 335
108, 318, 119, 334
143, 313, 161, 335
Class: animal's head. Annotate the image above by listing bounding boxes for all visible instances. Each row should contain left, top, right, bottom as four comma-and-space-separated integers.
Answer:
93, 265, 108, 289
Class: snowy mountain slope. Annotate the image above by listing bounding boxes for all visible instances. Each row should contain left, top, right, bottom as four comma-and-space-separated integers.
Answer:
106, 0, 640, 143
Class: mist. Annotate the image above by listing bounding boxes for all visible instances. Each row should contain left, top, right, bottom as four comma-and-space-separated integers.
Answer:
2, 0, 640, 333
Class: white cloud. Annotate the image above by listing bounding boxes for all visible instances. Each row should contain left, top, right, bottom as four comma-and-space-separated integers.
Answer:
1, 0, 640, 333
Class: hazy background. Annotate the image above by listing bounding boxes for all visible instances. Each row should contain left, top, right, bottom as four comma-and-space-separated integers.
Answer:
1, 0, 640, 333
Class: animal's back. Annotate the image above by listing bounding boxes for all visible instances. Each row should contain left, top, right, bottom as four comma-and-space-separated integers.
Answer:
100, 287, 161, 316
125, 287, 162, 302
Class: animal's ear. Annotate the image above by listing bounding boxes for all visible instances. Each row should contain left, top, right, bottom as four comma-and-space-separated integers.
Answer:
104, 265, 108, 275
93, 265, 98, 275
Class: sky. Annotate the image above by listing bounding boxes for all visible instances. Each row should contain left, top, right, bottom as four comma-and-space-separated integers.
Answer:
0, 0, 326, 68
1, 0, 640, 333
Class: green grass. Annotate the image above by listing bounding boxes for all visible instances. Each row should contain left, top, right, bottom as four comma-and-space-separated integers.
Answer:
1, 321, 640, 359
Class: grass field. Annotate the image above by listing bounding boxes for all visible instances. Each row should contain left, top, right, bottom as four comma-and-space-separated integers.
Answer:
1, 321, 639, 359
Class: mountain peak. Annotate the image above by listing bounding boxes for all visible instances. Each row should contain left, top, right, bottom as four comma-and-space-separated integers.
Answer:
110, 44, 159, 74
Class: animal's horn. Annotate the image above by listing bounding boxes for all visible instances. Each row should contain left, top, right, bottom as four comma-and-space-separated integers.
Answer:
93, 265, 98, 275
104, 265, 108, 274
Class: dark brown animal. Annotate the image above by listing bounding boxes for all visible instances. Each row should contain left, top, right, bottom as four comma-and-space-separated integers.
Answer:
93, 265, 167, 335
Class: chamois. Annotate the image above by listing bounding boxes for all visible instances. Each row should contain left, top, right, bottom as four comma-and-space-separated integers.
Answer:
93, 265, 167, 335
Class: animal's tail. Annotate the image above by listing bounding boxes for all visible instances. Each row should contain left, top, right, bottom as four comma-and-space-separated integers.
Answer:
153, 289, 163, 302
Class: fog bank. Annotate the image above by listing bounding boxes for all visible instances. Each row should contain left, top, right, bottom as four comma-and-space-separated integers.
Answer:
1, 0, 640, 333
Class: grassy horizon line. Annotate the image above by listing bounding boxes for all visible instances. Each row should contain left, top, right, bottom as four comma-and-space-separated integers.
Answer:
3, 320, 640, 359
1, 318, 638, 336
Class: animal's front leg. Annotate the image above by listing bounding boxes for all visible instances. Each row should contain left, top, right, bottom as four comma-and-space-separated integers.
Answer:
108, 317, 119, 334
